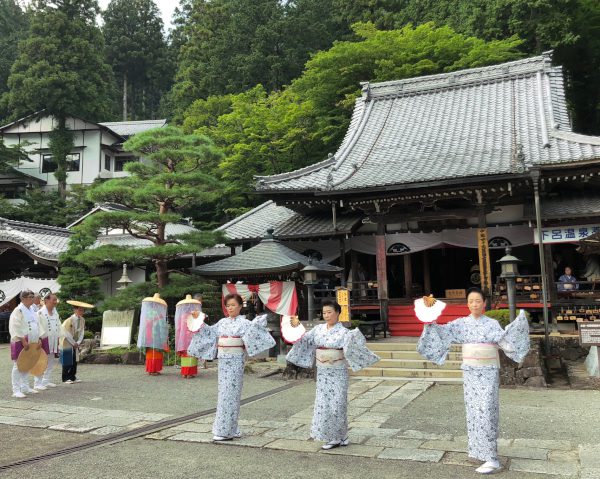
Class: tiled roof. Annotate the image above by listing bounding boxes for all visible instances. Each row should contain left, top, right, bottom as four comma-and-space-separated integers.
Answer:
94, 223, 198, 248
192, 236, 341, 277
99, 119, 167, 138
0, 217, 71, 262
523, 195, 600, 220
217, 200, 361, 241
256, 53, 600, 193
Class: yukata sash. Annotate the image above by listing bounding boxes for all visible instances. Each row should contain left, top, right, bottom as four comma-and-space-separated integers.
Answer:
316, 347, 345, 367
462, 343, 499, 367
218, 336, 245, 355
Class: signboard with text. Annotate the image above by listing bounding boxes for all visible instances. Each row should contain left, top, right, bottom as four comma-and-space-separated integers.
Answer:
534, 225, 600, 244
100, 310, 135, 348
579, 323, 600, 346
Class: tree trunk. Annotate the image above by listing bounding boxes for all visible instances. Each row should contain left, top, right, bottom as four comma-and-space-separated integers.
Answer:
123, 73, 128, 121
155, 259, 169, 288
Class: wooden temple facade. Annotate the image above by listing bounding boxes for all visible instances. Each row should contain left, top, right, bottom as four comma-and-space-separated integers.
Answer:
209, 53, 600, 336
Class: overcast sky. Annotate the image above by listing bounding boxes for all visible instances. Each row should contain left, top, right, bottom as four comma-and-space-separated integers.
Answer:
97, 0, 178, 31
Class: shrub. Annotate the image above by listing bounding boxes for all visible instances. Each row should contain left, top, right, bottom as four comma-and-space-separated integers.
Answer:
486, 309, 530, 328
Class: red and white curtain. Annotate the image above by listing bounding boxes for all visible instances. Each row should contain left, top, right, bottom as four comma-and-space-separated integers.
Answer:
222, 281, 298, 316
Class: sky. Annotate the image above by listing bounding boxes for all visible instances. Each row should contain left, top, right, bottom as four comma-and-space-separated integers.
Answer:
97, 0, 178, 31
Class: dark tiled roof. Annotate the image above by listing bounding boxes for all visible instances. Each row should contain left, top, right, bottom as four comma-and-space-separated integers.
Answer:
192, 237, 341, 277
217, 200, 361, 241
99, 119, 167, 137
0, 217, 71, 262
524, 195, 600, 220
256, 53, 600, 193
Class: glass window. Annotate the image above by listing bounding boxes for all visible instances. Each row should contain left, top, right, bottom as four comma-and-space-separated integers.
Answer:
114, 155, 136, 172
104, 154, 111, 171
42, 153, 80, 173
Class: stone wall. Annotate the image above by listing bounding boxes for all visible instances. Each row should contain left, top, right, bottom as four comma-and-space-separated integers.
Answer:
500, 338, 547, 387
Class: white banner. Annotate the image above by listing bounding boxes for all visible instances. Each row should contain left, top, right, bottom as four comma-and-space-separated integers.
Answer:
0, 277, 60, 307
533, 224, 600, 244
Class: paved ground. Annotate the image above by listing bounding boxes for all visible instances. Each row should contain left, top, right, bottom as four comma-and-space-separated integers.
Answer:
1, 345, 599, 478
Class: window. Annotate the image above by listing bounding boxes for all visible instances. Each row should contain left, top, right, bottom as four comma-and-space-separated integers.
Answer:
114, 155, 136, 172
0, 186, 26, 199
42, 153, 80, 173
104, 154, 111, 171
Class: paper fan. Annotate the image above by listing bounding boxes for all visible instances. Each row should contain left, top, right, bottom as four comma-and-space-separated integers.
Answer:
414, 295, 446, 323
187, 311, 206, 332
281, 315, 306, 344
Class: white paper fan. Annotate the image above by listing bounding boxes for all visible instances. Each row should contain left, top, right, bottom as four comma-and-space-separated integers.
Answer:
281, 315, 306, 344
187, 311, 206, 332
414, 296, 447, 323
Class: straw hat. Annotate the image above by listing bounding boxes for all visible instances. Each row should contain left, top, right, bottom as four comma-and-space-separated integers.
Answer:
142, 293, 167, 306
30, 350, 49, 377
66, 300, 94, 308
16, 346, 43, 373
176, 294, 201, 306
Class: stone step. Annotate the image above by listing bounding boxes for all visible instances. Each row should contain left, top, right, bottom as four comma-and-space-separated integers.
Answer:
373, 358, 463, 370
374, 350, 462, 361
352, 376, 464, 384
366, 342, 462, 352
351, 367, 463, 379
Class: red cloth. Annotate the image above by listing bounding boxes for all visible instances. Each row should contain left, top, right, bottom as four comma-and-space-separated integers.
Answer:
145, 349, 163, 373
222, 281, 298, 316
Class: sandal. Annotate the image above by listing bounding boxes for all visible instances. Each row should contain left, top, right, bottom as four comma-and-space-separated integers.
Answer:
476, 461, 503, 474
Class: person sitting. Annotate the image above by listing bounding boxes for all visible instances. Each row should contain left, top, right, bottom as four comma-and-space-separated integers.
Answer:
558, 266, 579, 291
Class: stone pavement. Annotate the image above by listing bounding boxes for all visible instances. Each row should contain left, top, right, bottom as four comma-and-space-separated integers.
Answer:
1, 345, 599, 478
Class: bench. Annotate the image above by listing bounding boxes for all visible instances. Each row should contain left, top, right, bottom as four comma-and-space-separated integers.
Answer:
358, 320, 387, 339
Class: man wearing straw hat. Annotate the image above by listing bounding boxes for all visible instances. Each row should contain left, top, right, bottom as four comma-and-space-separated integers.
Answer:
8, 290, 43, 398
60, 300, 92, 384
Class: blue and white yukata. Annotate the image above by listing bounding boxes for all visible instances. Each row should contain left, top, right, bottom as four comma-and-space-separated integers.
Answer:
286, 322, 380, 443
417, 311, 530, 462
188, 314, 275, 438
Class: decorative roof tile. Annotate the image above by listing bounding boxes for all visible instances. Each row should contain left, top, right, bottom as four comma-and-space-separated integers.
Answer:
0, 217, 71, 262
256, 53, 600, 193
217, 200, 361, 241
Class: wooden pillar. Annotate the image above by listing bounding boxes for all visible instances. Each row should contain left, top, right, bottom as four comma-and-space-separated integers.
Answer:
339, 237, 346, 287
544, 244, 556, 303
350, 249, 358, 284
375, 221, 389, 327
477, 205, 492, 297
404, 253, 412, 298
423, 250, 431, 295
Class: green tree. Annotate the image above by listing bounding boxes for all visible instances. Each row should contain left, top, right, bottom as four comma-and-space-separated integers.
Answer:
0, 0, 28, 120
102, 0, 173, 120
73, 127, 223, 289
3, 0, 115, 198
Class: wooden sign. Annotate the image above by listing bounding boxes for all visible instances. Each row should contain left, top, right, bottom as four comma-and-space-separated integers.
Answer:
100, 310, 135, 348
445, 289, 466, 299
477, 228, 492, 294
579, 322, 600, 346
336, 288, 350, 306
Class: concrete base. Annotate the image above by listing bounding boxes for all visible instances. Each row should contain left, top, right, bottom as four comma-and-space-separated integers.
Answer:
276, 354, 287, 364
584, 346, 600, 377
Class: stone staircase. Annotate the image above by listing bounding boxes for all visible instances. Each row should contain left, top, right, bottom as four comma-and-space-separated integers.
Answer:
351, 341, 464, 383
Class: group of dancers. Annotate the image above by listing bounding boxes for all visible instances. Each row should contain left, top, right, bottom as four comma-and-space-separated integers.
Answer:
185, 287, 529, 474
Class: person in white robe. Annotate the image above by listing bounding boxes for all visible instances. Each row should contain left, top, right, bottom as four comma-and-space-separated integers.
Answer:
286, 300, 380, 450
35, 293, 62, 389
8, 290, 42, 398
417, 287, 530, 474
188, 293, 275, 441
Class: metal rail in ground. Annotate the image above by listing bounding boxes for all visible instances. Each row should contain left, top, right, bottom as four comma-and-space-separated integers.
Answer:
0, 381, 302, 472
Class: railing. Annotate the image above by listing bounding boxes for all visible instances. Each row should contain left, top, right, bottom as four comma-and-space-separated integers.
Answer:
346, 281, 379, 304
554, 281, 600, 301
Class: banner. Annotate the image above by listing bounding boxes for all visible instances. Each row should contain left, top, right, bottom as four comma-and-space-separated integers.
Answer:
0, 277, 60, 307
222, 281, 298, 316
533, 224, 600, 244
477, 228, 492, 294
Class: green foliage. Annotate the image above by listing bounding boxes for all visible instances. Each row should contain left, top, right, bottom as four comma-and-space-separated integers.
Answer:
0, 0, 28, 118
182, 23, 522, 213
102, 0, 173, 120
486, 309, 531, 328
4, 0, 115, 121
0, 139, 30, 173
167, 0, 347, 121
56, 225, 104, 320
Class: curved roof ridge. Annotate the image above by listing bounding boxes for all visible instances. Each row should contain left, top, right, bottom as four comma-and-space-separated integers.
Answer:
0, 217, 70, 235
216, 201, 276, 231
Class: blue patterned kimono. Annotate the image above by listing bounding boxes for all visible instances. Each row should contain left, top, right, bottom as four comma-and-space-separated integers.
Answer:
287, 322, 380, 443
417, 311, 530, 462
188, 314, 275, 438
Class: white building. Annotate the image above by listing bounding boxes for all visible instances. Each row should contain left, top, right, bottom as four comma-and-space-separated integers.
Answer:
0, 111, 166, 197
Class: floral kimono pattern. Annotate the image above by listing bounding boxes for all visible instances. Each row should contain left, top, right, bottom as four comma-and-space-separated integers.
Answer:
188, 314, 275, 437
417, 311, 530, 462
286, 322, 380, 443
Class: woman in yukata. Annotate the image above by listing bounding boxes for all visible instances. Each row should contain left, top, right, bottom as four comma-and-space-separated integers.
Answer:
188, 293, 275, 441
286, 300, 380, 450
417, 287, 530, 474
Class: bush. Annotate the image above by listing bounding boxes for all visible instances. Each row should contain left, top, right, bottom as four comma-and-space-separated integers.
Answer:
486, 309, 530, 328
